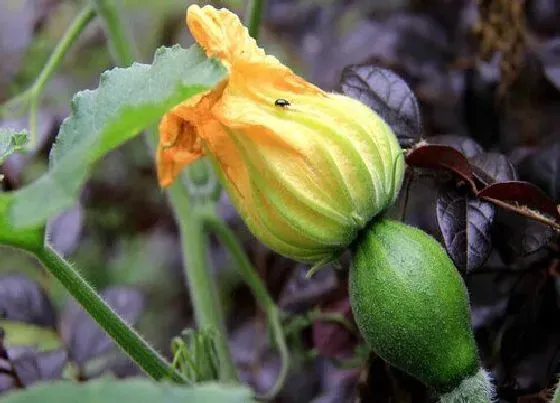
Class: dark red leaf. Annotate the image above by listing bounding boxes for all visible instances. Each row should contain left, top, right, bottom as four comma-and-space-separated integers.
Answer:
470, 152, 518, 185
477, 181, 560, 221
493, 210, 554, 261
339, 65, 422, 147
436, 188, 494, 272
518, 142, 560, 202
0, 276, 56, 329
427, 135, 483, 158
406, 144, 476, 191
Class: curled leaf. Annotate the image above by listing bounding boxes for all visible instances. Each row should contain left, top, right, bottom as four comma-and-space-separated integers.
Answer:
427, 135, 483, 159
406, 144, 476, 191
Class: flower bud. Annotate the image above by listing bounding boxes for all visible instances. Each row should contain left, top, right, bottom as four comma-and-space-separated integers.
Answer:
217, 94, 404, 263
157, 5, 404, 263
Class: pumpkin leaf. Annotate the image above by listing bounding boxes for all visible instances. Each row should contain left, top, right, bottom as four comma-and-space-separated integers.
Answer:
6, 44, 226, 229
0, 128, 28, 164
0, 379, 255, 403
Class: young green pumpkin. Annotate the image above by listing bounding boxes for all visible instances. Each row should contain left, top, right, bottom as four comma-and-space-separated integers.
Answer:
350, 219, 487, 396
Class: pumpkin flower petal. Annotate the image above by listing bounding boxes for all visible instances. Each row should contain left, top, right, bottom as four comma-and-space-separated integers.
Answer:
156, 5, 405, 263
156, 112, 202, 186
186, 5, 262, 68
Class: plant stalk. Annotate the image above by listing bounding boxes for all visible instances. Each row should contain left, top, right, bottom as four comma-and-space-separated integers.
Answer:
202, 213, 288, 398
245, 0, 266, 40
33, 245, 186, 383
28, 4, 95, 147
94, 0, 238, 382
439, 369, 494, 403
167, 182, 238, 382
30, 3, 96, 105
92, 0, 135, 65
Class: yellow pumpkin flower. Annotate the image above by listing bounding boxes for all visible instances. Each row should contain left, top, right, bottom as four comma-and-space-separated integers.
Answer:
157, 5, 405, 263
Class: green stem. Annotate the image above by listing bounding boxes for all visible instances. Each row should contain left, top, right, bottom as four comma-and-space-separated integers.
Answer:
553, 381, 560, 403
202, 213, 288, 399
245, 0, 266, 40
95, 0, 237, 381
308, 310, 358, 336
22, 4, 95, 147
0, 88, 32, 117
92, 0, 135, 65
32, 5, 95, 93
33, 245, 186, 383
439, 369, 494, 403
167, 181, 238, 383
3, 4, 183, 384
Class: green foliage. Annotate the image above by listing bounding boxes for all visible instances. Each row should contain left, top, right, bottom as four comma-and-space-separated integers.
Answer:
0, 320, 63, 352
0, 379, 255, 403
0, 195, 44, 250
171, 328, 221, 383
6, 44, 226, 230
0, 128, 28, 164
0, 130, 37, 249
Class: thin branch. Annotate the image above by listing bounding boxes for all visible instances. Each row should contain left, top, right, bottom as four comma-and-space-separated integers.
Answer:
481, 197, 560, 232
1, 5, 95, 146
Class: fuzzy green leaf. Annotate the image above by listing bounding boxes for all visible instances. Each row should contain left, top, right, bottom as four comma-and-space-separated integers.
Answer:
0, 194, 43, 250
7, 44, 226, 229
0, 128, 28, 164
0, 379, 255, 402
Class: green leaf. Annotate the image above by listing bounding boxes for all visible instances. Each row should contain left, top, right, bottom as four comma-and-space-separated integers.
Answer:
7, 44, 227, 229
0, 128, 29, 164
0, 320, 63, 352
0, 128, 42, 249
0, 194, 44, 250
172, 327, 221, 382
0, 379, 255, 403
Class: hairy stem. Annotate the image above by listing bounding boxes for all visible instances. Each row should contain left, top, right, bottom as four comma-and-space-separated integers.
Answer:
202, 213, 288, 398
439, 369, 494, 403
481, 196, 560, 232
96, 0, 238, 383
167, 184, 238, 382
33, 245, 186, 383
3, 3, 183, 383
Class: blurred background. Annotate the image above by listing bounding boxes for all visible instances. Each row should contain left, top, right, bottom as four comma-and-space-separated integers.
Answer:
1, 0, 559, 402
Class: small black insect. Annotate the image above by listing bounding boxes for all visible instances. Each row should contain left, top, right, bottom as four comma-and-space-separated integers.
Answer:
274, 98, 291, 107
